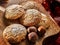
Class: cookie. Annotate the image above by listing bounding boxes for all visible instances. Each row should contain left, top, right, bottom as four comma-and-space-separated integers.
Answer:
20, 9, 41, 26
38, 13, 50, 28
3, 24, 27, 43
22, 1, 36, 10
5, 5, 25, 19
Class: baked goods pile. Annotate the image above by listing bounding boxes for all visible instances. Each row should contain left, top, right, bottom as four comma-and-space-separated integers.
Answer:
2, 0, 50, 45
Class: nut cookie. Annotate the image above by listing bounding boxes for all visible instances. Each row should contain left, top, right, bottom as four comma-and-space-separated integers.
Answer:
22, 1, 36, 10
5, 5, 25, 19
20, 9, 41, 26
3, 24, 27, 43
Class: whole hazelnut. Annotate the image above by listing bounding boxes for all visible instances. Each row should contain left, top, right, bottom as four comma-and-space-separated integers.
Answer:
28, 32, 38, 42
38, 26, 46, 36
27, 26, 37, 33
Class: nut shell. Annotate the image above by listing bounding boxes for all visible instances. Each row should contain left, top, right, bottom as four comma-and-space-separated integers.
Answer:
38, 26, 46, 36
28, 32, 38, 42
27, 26, 37, 33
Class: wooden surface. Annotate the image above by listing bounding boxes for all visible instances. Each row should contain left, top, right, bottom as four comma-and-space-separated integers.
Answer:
0, 0, 60, 45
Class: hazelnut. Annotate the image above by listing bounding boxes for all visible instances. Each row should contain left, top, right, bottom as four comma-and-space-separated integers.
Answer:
27, 26, 37, 33
38, 26, 46, 36
28, 32, 38, 42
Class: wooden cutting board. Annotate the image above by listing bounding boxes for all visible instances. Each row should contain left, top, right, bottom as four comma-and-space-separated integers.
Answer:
0, 0, 60, 45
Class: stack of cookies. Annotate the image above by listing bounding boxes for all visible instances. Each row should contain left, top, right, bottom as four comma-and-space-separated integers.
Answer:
2, 1, 49, 45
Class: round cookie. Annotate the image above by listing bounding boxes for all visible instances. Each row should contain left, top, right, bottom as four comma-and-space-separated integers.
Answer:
3, 24, 27, 43
5, 5, 25, 19
38, 13, 50, 28
20, 9, 41, 26
22, 1, 41, 10
22, 1, 36, 10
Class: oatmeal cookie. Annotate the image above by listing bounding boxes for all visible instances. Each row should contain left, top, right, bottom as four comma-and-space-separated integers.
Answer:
5, 5, 25, 19
20, 9, 41, 26
3, 24, 27, 43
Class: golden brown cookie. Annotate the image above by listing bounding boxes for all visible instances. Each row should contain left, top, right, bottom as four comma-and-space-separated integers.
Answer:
5, 5, 25, 19
22, 1, 36, 10
3, 24, 27, 43
20, 9, 41, 26
38, 13, 50, 28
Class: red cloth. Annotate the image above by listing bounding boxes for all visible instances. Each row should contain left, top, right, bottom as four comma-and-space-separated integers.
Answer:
42, 0, 60, 45
42, 0, 60, 25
